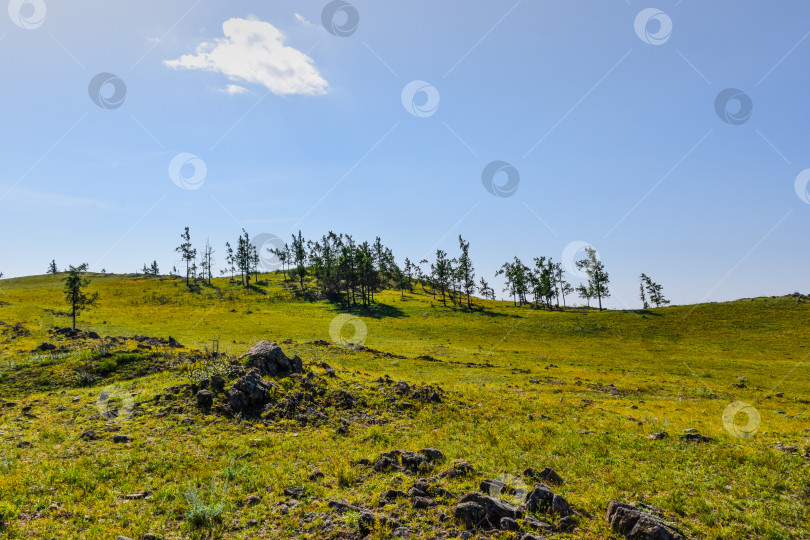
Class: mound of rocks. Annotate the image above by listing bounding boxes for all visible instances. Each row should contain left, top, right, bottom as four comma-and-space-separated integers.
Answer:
607, 501, 685, 540
226, 369, 278, 415
239, 341, 302, 377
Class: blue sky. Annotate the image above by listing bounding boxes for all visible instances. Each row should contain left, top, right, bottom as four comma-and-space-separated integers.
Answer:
1, 0, 808, 308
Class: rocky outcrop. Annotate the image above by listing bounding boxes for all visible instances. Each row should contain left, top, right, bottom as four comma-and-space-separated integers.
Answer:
226, 369, 278, 415
453, 491, 524, 529
239, 341, 302, 377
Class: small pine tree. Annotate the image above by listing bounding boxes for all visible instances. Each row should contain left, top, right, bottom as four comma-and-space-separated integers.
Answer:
47, 260, 58, 274
175, 227, 196, 286
63, 264, 98, 331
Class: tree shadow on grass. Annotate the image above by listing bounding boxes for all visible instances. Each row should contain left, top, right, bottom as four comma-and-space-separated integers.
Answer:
627, 309, 663, 317
328, 302, 406, 320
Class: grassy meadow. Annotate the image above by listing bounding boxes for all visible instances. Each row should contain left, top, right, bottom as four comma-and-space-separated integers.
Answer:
0, 272, 807, 539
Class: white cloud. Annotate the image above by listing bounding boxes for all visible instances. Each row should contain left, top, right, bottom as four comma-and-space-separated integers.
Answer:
294, 13, 316, 27
222, 84, 248, 95
165, 17, 328, 96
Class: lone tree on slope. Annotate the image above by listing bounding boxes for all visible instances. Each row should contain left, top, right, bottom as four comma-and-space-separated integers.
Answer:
63, 264, 98, 331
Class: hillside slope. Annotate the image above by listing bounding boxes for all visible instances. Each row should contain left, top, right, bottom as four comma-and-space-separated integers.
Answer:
0, 273, 807, 539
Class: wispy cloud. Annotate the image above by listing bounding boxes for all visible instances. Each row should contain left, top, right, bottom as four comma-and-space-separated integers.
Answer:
294, 13, 317, 28
1, 188, 115, 209
165, 17, 329, 96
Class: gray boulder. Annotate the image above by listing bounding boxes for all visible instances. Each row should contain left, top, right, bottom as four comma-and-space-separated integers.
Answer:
453, 492, 524, 529
606, 501, 685, 540
239, 341, 302, 377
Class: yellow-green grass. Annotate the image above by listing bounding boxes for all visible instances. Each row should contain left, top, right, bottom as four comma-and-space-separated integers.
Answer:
0, 272, 808, 539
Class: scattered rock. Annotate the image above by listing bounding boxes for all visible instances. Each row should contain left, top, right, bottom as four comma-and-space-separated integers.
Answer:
438, 460, 475, 479
558, 515, 578, 531
525, 484, 555, 513
607, 501, 684, 540
524, 466, 564, 485
500, 516, 520, 531
283, 486, 306, 499
412, 496, 437, 509
195, 389, 213, 408
37, 342, 57, 351
453, 492, 524, 529
210, 375, 226, 393
373, 455, 402, 473
80, 430, 100, 441
379, 489, 408, 505
113, 435, 131, 443
372, 449, 437, 474
419, 448, 445, 463
648, 432, 668, 440
327, 500, 363, 514
681, 433, 713, 443
308, 469, 325, 481
244, 495, 261, 506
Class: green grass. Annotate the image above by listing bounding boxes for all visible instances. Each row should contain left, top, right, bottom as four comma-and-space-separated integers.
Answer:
0, 271, 807, 539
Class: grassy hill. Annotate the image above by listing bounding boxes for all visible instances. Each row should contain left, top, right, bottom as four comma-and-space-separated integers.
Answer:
0, 272, 807, 539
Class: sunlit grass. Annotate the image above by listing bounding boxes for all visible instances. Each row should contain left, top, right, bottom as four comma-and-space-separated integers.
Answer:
0, 272, 807, 538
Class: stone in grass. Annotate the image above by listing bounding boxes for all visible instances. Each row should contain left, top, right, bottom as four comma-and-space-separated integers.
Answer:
112, 435, 131, 443
438, 460, 475, 479
283, 486, 306, 498
524, 466, 564, 485
195, 389, 213, 408
412, 496, 437, 509
418, 448, 445, 463
210, 375, 226, 393
379, 490, 408, 505
558, 515, 578, 532
680, 433, 713, 443
453, 492, 524, 529
358, 512, 399, 535
606, 501, 685, 540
